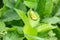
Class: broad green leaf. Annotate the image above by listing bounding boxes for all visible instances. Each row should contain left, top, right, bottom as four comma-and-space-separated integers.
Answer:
17, 3, 27, 12
37, 0, 46, 18
37, 0, 53, 18
24, 1, 37, 9
27, 9, 40, 27
37, 24, 57, 32
14, 8, 29, 25
55, 8, 60, 17
45, 0, 53, 17
15, 0, 21, 8
42, 17, 60, 24
3, 0, 27, 12
51, 0, 60, 16
2, 9, 20, 22
3, 0, 21, 8
3, 0, 16, 8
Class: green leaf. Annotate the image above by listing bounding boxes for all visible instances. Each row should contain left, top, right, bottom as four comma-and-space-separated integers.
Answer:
3, 0, 21, 8
24, 1, 37, 9
45, 0, 53, 17
14, 8, 29, 25
3, 31, 24, 40
3, 0, 16, 8
2, 9, 20, 22
42, 17, 60, 24
15, 0, 21, 8
3, 0, 27, 12
37, 0, 53, 18
55, 8, 60, 17
17, 3, 27, 12
37, 24, 57, 32
51, 0, 60, 16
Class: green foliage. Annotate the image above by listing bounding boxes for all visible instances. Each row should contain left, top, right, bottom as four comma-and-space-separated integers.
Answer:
0, 21, 5, 31
3, 31, 24, 40
37, 0, 53, 18
0, 0, 60, 40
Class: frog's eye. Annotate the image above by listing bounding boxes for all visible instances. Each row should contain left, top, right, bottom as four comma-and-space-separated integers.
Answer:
29, 10, 38, 21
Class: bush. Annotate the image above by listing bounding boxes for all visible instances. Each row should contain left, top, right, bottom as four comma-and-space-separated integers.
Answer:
0, 0, 60, 40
